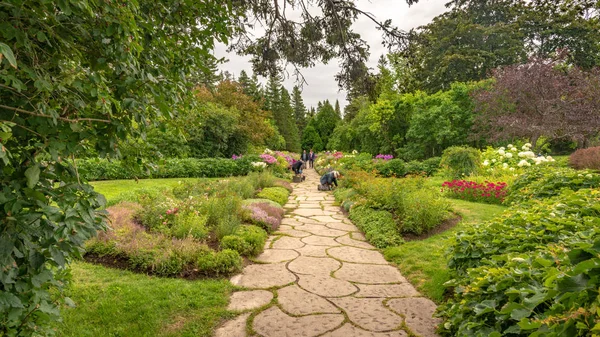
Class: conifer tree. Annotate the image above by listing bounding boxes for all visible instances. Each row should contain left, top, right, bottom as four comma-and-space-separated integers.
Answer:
279, 88, 302, 152
334, 99, 342, 119
314, 100, 341, 149
292, 86, 308, 136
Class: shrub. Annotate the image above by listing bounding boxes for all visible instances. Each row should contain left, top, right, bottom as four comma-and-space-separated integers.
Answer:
376, 158, 406, 177
421, 157, 442, 175
196, 249, 243, 276
480, 143, 556, 177
442, 180, 508, 204
439, 188, 600, 336
256, 187, 290, 206
221, 225, 268, 257
505, 166, 600, 204
242, 202, 285, 232
242, 198, 282, 209
169, 212, 209, 240
348, 205, 404, 248
401, 189, 451, 235
569, 146, 600, 170
246, 171, 276, 190
441, 146, 481, 178
86, 204, 220, 277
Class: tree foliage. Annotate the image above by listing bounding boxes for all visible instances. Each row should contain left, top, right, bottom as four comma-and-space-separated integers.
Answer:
472, 54, 600, 146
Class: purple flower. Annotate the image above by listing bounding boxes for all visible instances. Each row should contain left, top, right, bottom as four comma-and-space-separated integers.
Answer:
231, 154, 242, 160
375, 154, 394, 160
260, 154, 277, 165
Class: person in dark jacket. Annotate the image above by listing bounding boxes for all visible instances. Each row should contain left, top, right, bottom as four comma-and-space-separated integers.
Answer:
308, 149, 315, 168
319, 170, 340, 190
291, 160, 305, 174
301, 150, 309, 162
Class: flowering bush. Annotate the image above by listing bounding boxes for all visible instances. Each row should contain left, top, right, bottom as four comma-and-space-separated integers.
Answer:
231, 154, 242, 160
251, 161, 267, 171
333, 151, 344, 159
375, 154, 394, 160
260, 153, 277, 165
441, 180, 508, 204
481, 143, 555, 175
242, 202, 284, 232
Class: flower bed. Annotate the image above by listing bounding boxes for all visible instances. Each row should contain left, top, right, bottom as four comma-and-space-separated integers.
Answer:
441, 180, 508, 204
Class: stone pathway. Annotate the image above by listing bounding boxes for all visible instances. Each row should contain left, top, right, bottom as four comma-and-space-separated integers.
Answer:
214, 169, 441, 337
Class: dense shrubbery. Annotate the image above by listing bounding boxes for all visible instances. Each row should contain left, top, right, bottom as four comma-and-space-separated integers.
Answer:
440, 146, 481, 178
85, 172, 289, 278
347, 205, 404, 248
314, 151, 441, 177
505, 166, 600, 205
334, 171, 451, 238
438, 188, 600, 336
569, 146, 600, 170
85, 204, 243, 277
480, 143, 556, 177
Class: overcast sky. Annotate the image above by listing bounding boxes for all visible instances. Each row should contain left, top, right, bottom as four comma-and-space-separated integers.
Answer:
214, 0, 449, 110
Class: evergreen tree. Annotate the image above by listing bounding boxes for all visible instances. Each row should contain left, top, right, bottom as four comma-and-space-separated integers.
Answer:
238, 70, 251, 92
302, 119, 324, 152
279, 88, 302, 152
264, 75, 281, 112
292, 86, 308, 136
308, 107, 316, 118
334, 99, 342, 119
249, 73, 263, 102
314, 100, 341, 149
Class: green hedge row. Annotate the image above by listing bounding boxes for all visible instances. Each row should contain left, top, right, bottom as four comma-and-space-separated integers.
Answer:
78, 156, 262, 180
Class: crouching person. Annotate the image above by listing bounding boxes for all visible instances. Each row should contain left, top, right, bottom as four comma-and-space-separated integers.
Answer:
318, 170, 340, 191
291, 160, 306, 182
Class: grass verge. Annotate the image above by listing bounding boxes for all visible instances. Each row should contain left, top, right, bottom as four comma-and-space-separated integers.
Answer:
383, 199, 506, 303
56, 261, 233, 337
90, 178, 200, 205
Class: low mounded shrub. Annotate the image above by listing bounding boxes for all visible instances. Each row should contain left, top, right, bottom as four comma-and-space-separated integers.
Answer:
569, 146, 600, 170
505, 166, 600, 204
273, 179, 293, 193
441, 146, 481, 178
242, 202, 285, 232
439, 188, 600, 336
221, 225, 267, 257
376, 159, 406, 177
400, 189, 451, 235
256, 187, 290, 206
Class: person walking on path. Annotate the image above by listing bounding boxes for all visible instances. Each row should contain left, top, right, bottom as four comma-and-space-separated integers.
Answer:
319, 170, 340, 190
301, 150, 309, 162
308, 149, 315, 168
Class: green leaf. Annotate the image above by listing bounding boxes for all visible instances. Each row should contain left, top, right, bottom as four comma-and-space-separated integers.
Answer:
25, 164, 40, 189
0, 42, 17, 68
64, 297, 76, 308
518, 318, 541, 330
557, 274, 590, 293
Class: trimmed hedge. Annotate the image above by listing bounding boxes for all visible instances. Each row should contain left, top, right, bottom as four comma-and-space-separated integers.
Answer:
78, 156, 260, 180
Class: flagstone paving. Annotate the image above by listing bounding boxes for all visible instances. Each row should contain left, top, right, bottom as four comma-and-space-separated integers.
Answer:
215, 169, 441, 337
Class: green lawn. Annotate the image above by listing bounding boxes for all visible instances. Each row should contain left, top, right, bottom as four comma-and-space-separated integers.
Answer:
56, 262, 233, 337
384, 199, 506, 303
91, 178, 199, 204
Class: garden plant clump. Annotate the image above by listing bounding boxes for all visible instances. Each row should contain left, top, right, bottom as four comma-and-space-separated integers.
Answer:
85, 171, 291, 278
441, 180, 508, 204
334, 170, 452, 241
314, 151, 441, 177
569, 146, 600, 170
438, 169, 600, 335
480, 143, 556, 177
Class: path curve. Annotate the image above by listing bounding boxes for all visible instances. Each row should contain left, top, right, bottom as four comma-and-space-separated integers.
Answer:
215, 169, 441, 337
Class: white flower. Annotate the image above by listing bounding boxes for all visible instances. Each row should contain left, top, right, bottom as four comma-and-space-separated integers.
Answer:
518, 160, 530, 167
509, 167, 515, 171
518, 151, 535, 159
505, 152, 513, 158
499, 147, 506, 151
252, 162, 267, 169
524, 143, 532, 147
510, 147, 517, 152
546, 156, 554, 162
507, 144, 514, 148
498, 149, 506, 156
492, 159, 497, 163
586, 174, 593, 179
502, 163, 509, 169
352, 150, 358, 154
578, 174, 584, 177
549, 212, 556, 217
264, 148, 274, 155
483, 160, 490, 166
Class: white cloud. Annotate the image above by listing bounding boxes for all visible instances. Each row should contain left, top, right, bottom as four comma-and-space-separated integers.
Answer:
214, 0, 448, 110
